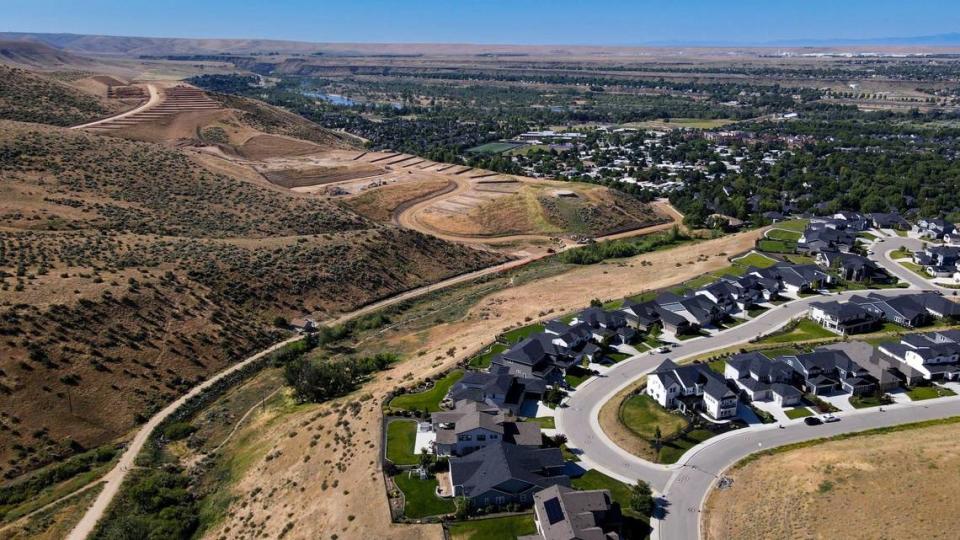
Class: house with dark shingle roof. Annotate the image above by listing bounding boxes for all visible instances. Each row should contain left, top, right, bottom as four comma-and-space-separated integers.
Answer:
646, 359, 738, 419
444, 371, 546, 414
847, 293, 928, 328
493, 334, 578, 385
522, 485, 622, 540
809, 300, 881, 335
446, 443, 569, 508
431, 401, 543, 456
913, 218, 956, 240
816, 252, 893, 284
877, 331, 960, 381
778, 349, 877, 395
724, 352, 800, 404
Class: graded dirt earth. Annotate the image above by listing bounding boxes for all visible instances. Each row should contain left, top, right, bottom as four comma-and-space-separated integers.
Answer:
703, 421, 960, 540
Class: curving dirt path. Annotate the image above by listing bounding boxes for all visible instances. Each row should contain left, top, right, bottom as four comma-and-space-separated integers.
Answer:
70, 83, 160, 130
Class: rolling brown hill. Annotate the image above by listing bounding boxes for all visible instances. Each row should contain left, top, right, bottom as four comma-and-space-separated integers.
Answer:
0, 39, 97, 69
0, 64, 125, 127
0, 119, 506, 480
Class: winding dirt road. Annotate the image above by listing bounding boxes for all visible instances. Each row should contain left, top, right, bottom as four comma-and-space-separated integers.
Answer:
71, 83, 160, 130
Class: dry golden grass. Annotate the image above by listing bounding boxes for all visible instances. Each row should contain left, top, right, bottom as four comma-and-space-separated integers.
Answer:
345, 177, 453, 222
704, 421, 960, 540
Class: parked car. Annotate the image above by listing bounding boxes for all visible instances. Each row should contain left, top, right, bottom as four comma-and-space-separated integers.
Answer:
804, 417, 823, 426
659, 346, 671, 353
823, 414, 840, 423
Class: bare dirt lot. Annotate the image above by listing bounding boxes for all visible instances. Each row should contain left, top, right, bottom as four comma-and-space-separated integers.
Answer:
703, 420, 960, 540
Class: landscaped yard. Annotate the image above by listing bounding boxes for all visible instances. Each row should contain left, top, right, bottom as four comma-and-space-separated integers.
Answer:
759, 319, 837, 344
771, 219, 809, 232
849, 395, 890, 409
619, 394, 688, 441
758, 239, 796, 253
732, 251, 778, 268
606, 352, 631, 363
468, 343, 508, 369
448, 514, 537, 540
766, 228, 802, 242
747, 306, 769, 317
908, 385, 957, 401
564, 365, 592, 388
898, 260, 929, 278
527, 416, 556, 429
385, 419, 419, 466
659, 429, 716, 464
572, 469, 644, 520
785, 407, 814, 419
393, 472, 455, 518
389, 370, 464, 412
501, 323, 545, 343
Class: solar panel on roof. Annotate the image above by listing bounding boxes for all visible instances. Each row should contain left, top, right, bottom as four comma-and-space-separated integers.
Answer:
543, 497, 565, 525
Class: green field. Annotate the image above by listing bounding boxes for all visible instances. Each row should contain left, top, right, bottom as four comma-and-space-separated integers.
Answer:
619, 394, 688, 441
448, 515, 537, 540
771, 219, 809, 232
626, 118, 735, 130
466, 141, 527, 154
389, 370, 464, 412
758, 239, 796, 253
393, 473, 455, 518
732, 251, 778, 268
501, 323, 545, 343
758, 319, 837, 344
766, 228, 803, 242
385, 419, 419, 466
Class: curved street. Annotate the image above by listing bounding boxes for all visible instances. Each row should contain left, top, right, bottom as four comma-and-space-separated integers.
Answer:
556, 229, 960, 540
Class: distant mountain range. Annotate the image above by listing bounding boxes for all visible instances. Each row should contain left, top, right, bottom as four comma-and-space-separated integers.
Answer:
1, 31, 960, 56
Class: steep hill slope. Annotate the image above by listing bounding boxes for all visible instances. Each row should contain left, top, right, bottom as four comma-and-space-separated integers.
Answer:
0, 120, 505, 480
0, 65, 124, 126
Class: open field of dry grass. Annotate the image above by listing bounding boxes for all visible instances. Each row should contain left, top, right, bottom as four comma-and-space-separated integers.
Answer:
704, 420, 960, 540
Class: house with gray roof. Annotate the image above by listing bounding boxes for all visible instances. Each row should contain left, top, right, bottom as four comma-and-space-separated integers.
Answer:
877, 331, 960, 381
522, 485, 622, 540
778, 349, 876, 395
823, 341, 921, 391
446, 443, 569, 508
847, 293, 928, 328
443, 371, 546, 414
809, 300, 881, 335
913, 218, 956, 240
431, 401, 542, 456
493, 334, 578, 385
646, 359, 738, 419
816, 252, 893, 284
724, 352, 799, 404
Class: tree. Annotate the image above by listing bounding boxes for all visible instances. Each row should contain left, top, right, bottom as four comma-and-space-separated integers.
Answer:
418, 449, 432, 470
653, 426, 662, 450
630, 480, 655, 516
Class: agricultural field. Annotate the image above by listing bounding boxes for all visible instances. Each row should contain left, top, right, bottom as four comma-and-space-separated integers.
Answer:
466, 141, 527, 154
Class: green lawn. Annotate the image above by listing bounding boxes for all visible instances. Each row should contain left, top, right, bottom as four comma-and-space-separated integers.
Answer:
766, 228, 802, 242
448, 514, 537, 540
772, 219, 809, 232
857, 232, 879, 241
564, 366, 592, 388
782, 254, 817, 265
389, 370, 464, 412
606, 352, 630, 363
658, 429, 716, 464
732, 251, 778, 268
899, 260, 930, 278
619, 394, 688, 441
708, 358, 726, 373
757, 346, 808, 359
393, 473, 455, 518
908, 385, 957, 401
527, 416, 556, 429
571, 470, 642, 518
385, 419, 419, 466
784, 407, 814, 419
758, 319, 837, 344
501, 323, 545, 343
758, 239, 796, 253
849, 395, 889, 409
603, 298, 625, 310
466, 141, 526, 154
468, 343, 508, 369
747, 306, 769, 317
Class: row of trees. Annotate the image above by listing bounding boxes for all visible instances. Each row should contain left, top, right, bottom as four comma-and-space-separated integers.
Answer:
284, 353, 398, 403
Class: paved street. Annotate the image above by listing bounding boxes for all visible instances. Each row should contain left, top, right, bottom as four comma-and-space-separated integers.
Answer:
556, 236, 960, 540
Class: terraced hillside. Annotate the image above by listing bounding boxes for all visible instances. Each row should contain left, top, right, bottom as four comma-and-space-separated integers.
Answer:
0, 120, 506, 480
0, 65, 125, 126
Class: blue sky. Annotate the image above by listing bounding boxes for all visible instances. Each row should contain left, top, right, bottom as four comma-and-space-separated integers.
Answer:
3, 0, 959, 45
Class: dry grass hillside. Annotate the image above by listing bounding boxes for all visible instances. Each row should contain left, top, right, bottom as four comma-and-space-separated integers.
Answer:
0, 65, 124, 127
0, 120, 505, 481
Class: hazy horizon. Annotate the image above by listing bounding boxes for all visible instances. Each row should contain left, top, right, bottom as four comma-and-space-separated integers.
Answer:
4, 0, 960, 47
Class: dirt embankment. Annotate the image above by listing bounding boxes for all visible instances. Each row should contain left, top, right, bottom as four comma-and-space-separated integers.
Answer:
704, 420, 960, 540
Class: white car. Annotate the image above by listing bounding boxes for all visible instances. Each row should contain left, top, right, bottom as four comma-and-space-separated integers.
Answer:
822, 414, 840, 423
